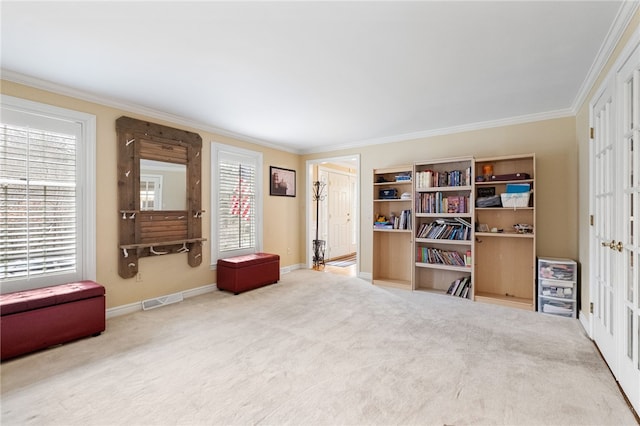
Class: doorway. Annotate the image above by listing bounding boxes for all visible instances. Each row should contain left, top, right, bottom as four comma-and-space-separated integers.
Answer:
306, 155, 359, 276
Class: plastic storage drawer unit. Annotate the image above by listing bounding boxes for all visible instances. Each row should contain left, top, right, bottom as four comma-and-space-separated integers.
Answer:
538, 257, 577, 318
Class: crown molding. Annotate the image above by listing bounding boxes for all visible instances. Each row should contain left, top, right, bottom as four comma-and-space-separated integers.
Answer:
0, 69, 300, 154
0, 69, 580, 157
302, 108, 574, 155
571, 1, 639, 114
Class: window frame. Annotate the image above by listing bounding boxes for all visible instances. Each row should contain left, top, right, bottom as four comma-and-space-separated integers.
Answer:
140, 174, 163, 211
0, 95, 96, 293
210, 142, 263, 267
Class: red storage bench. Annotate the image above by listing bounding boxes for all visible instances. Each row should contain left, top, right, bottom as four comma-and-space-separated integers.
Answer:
217, 253, 280, 294
0, 281, 106, 360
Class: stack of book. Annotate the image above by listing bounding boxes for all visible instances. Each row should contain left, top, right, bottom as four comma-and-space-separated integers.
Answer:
446, 276, 472, 298
416, 247, 469, 266
416, 218, 471, 240
373, 221, 393, 229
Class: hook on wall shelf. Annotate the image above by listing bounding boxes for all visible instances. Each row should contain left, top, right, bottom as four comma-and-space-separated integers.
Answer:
150, 247, 169, 255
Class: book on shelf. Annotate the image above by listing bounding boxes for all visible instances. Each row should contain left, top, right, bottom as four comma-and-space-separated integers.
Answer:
374, 222, 393, 229
417, 247, 468, 266
462, 282, 471, 298
416, 219, 471, 240
416, 193, 469, 214
454, 217, 472, 227
447, 279, 461, 295
398, 209, 411, 230
375, 209, 411, 230
447, 197, 460, 213
415, 167, 472, 188
446, 276, 471, 298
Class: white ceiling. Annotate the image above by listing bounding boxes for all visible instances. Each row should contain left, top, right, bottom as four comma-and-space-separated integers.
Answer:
1, 1, 634, 154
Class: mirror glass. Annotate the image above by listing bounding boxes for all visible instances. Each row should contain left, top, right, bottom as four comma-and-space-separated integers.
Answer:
140, 159, 187, 211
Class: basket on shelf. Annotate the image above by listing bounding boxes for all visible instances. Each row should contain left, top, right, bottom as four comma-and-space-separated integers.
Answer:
500, 192, 531, 208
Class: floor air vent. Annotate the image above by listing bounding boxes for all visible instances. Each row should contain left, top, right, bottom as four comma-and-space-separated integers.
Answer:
142, 292, 184, 310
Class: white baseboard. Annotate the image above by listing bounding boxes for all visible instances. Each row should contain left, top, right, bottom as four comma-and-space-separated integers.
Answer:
106, 302, 141, 319
182, 283, 217, 299
106, 283, 217, 319
579, 310, 592, 338
281, 263, 303, 274
358, 272, 372, 281
106, 265, 307, 318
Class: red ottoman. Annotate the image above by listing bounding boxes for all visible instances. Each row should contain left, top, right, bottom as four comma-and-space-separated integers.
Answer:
1, 281, 106, 360
217, 253, 280, 294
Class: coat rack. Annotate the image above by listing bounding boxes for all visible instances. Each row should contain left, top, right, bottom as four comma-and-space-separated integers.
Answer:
312, 180, 326, 268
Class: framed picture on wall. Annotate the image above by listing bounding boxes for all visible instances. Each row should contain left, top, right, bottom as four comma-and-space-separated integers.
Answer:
270, 166, 296, 197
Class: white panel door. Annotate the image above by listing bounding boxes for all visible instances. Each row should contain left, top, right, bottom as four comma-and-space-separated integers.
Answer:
328, 171, 351, 259
617, 42, 640, 413
591, 82, 618, 371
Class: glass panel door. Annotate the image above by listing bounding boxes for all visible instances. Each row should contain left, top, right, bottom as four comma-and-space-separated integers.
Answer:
617, 44, 639, 412
592, 84, 618, 370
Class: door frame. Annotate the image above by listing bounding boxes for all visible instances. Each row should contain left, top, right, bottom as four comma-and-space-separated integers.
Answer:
306, 155, 360, 270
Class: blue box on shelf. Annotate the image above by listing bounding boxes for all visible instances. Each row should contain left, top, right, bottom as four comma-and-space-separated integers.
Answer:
506, 183, 530, 193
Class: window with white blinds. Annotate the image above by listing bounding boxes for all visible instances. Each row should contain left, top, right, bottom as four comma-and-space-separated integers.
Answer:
0, 96, 96, 293
211, 143, 262, 264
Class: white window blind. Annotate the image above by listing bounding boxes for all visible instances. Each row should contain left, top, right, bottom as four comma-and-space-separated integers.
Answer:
0, 96, 96, 293
211, 144, 262, 263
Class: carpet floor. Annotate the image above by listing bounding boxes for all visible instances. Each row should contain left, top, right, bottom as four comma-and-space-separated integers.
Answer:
0, 269, 635, 425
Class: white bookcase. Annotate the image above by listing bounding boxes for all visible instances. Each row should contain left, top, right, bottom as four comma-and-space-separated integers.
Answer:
413, 157, 474, 297
372, 166, 413, 290
474, 154, 536, 310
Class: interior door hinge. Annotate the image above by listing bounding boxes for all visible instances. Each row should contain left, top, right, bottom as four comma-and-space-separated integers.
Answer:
590, 127, 595, 139
590, 215, 594, 226
590, 302, 594, 313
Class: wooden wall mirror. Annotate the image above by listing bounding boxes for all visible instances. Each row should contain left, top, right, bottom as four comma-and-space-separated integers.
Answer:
116, 116, 205, 279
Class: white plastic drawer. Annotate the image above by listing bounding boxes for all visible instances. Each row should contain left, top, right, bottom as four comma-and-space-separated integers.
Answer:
538, 258, 577, 282
539, 281, 575, 299
539, 296, 576, 318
